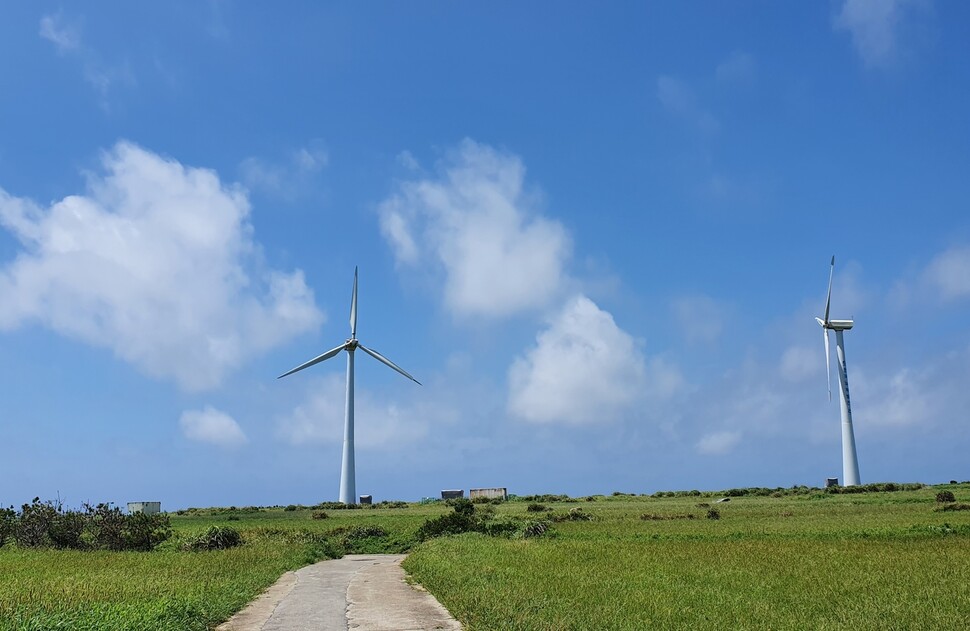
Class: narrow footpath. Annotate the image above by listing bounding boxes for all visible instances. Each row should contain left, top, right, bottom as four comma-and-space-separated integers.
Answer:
217, 554, 462, 631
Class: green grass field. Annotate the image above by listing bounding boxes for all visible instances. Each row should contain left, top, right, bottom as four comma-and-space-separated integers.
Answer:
2, 486, 970, 629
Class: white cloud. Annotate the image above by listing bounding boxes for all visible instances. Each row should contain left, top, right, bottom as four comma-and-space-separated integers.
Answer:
239, 143, 328, 200
0, 141, 323, 391
656, 75, 718, 133
277, 373, 429, 449
923, 246, 970, 301
508, 295, 677, 424
780, 345, 821, 382
379, 139, 572, 319
180, 406, 247, 448
696, 430, 741, 455
39, 12, 80, 52
671, 294, 725, 345
834, 0, 912, 68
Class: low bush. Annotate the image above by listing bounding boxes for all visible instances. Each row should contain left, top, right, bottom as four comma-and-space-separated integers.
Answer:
311, 511, 329, 520
522, 520, 551, 538
936, 503, 970, 512
16, 498, 58, 548
527, 503, 548, 512
707, 508, 721, 520
184, 526, 243, 551
0, 507, 16, 547
48, 509, 87, 549
314, 502, 360, 510
347, 525, 388, 540
936, 490, 956, 503
417, 510, 478, 541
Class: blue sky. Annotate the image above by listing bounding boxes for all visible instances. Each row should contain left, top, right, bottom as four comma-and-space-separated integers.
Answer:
2, 2, 969, 509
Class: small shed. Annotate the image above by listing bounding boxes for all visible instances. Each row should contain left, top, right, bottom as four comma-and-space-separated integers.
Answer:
359, 495, 373, 505
470, 487, 507, 500
441, 489, 464, 500
127, 501, 161, 515
825, 477, 839, 488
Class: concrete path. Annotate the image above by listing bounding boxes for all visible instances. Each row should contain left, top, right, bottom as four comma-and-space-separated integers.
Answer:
217, 554, 462, 631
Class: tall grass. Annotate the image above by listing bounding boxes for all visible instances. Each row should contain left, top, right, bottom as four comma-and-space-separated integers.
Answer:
404, 486, 970, 630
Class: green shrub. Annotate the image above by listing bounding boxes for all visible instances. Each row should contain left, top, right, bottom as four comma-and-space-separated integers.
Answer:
937, 503, 970, 512
15, 498, 57, 548
416, 511, 478, 541
0, 507, 16, 547
184, 526, 243, 551
284, 505, 298, 512
124, 512, 172, 551
527, 503, 548, 513
347, 525, 387, 540
450, 498, 475, 517
314, 502, 360, 510
48, 509, 87, 549
707, 508, 721, 520
936, 490, 956, 503
312, 511, 329, 520
86, 503, 128, 551
522, 520, 551, 538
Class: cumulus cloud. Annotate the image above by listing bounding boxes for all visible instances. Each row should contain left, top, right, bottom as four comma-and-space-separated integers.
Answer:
834, 0, 913, 67
696, 430, 741, 455
508, 295, 679, 424
378, 139, 572, 319
277, 373, 429, 449
0, 141, 322, 390
180, 406, 247, 447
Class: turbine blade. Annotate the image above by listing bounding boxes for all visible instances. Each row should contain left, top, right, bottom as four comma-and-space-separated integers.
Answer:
358, 343, 422, 385
350, 266, 358, 337
823, 255, 834, 324
824, 328, 832, 402
277, 343, 347, 379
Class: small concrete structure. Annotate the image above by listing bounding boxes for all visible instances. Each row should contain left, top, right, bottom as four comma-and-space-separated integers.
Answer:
359, 495, 373, 505
440, 489, 464, 500
825, 477, 840, 488
127, 501, 161, 515
470, 487, 507, 500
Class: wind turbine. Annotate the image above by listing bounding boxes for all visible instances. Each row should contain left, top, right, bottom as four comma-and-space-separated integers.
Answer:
278, 267, 421, 504
815, 256, 860, 487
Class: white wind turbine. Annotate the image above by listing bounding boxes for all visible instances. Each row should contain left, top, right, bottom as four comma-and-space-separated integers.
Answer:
278, 267, 421, 504
815, 256, 860, 486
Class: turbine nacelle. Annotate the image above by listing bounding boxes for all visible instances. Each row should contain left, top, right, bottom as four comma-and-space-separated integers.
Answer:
816, 317, 854, 331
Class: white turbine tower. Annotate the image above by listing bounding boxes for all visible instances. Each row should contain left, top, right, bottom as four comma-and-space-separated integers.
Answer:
815, 256, 860, 487
278, 267, 421, 504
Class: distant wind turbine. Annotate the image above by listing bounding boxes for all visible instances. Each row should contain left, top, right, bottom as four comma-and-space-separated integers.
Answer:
815, 256, 860, 486
278, 267, 421, 504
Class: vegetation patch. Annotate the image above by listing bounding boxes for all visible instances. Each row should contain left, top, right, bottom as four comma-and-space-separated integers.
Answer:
183, 526, 243, 551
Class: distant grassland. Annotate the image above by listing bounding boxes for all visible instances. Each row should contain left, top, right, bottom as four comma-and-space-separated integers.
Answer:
2, 486, 969, 630
405, 487, 970, 630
